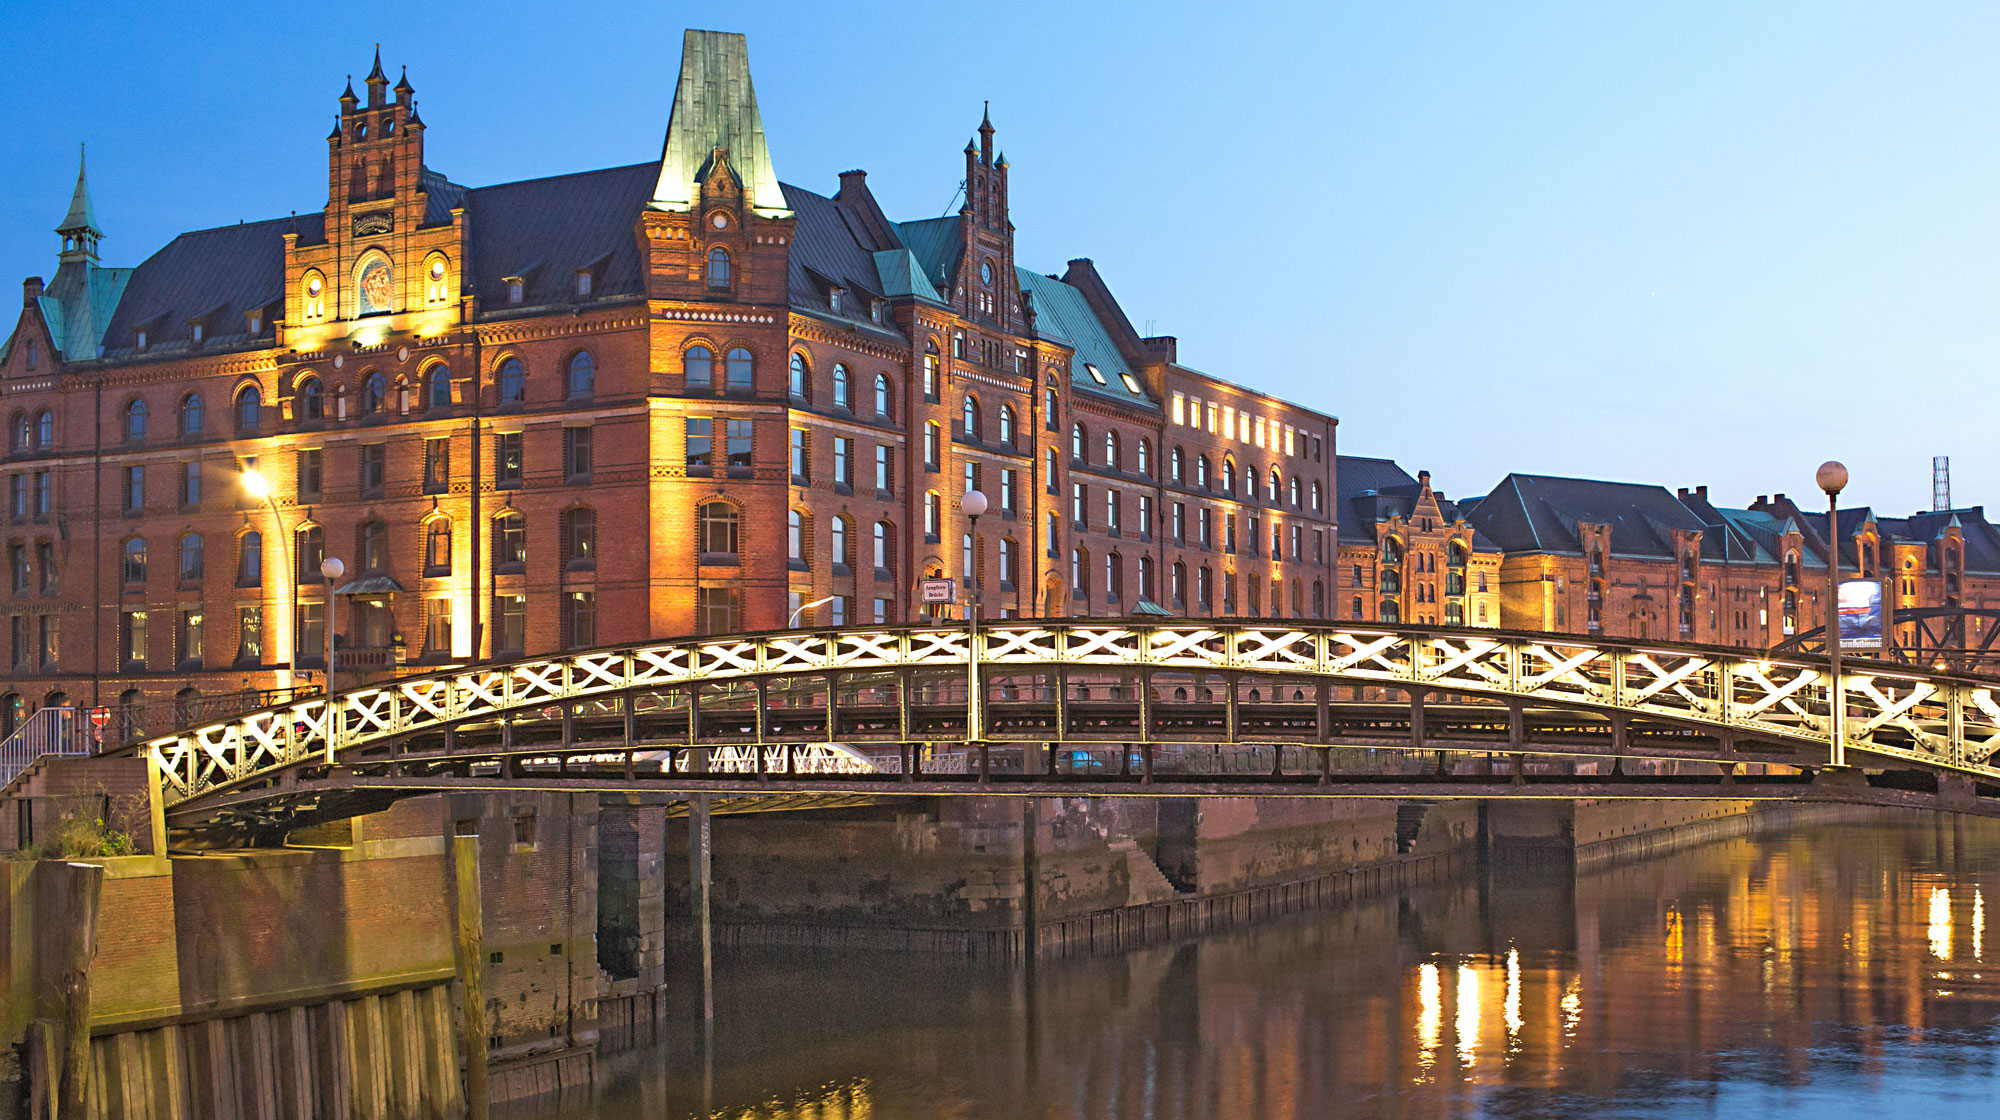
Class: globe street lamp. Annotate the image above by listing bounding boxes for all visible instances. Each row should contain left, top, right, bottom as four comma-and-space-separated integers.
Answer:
320, 556, 346, 696
239, 468, 298, 690
789, 595, 837, 629
962, 489, 988, 745
1816, 460, 1848, 769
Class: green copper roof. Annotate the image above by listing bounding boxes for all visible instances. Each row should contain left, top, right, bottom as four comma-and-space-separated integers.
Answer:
871, 249, 944, 304
893, 217, 960, 289
652, 30, 789, 218
1017, 270, 1155, 407
56, 148, 98, 236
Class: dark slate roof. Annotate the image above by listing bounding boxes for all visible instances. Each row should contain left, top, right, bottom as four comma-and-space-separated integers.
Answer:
1467, 474, 1709, 558
421, 168, 468, 226
99, 215, 308, 359
1335, 456, 1501, 552
464, 162, 654, 312
1673, 489, 1772, 563
780, 182, 906, 338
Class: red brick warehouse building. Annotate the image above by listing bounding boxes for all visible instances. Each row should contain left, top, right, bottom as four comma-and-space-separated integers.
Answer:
0, 30, 1338, 728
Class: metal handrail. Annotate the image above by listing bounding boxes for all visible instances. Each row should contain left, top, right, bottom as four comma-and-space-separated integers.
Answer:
0, 707, 89, 788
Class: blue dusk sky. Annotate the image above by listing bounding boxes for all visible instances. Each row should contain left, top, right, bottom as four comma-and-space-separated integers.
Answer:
1, 1, 1995, 515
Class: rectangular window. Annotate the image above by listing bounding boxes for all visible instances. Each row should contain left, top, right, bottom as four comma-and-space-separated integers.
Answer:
35, 542, 55, 595
1199, 507, 1211, 547
124, 465, 144, 512
1225, 514, 1237, 553
874, 445, 892, 493
726, 419, 752, 471
1071, 482, 1086, 527
1107, 490, 1121, 533
176, 461, 199, 507
964, 461, 979, 500
121, 609, 148, 669
1046, 512, 1059, 557
7, 543, 24, 595
37, 615, 58, 670
564, 591, 596, 649
686, 418, 713, 473
1171, 393, 1185, 425
495, 594, 527, 654
829, 596, 848, 627
790, 428, 809, 483
495, 432, 523, 487
1173, 502, 1185, 543
924, 423, 939, 470
359, 443, 386, 496
426, 597, 452, 656
1138, 495, 1153, 538
563, 426, 592, 481
1250, 516, 1262, 555
237, 606, 262, 664
297, 448, 323, 500
832, 436, 852, 487
872, 597, 889, 624
1000, 468, 1015, 512
1314, 529, 1326, 565
177, 609, 203, 667
32, 470, 48, 517
9, 616, 24, 671
1254, 417, 1266, 448
8, 475, 23, 520
424, 437, 450, 493
697, 587, 740, 636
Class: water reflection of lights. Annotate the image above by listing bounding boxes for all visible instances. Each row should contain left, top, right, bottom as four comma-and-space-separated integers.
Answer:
1456, 964, 1481, 1069
1559, 976, 1581, 1041
1928, 888, 1953, 961
1505, 948, 1524, 1045
1665, 909, 1685, 970
1975, 890, 1985, 961
1417, 962, 1442, 1077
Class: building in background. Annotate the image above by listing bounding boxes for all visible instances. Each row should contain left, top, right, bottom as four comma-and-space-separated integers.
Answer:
1334, 456, 1501, 628
0, 31, 1337, 727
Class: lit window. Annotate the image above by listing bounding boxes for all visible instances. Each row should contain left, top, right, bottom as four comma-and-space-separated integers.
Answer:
1084, 363, 1107, 386
707, 247, 731, 288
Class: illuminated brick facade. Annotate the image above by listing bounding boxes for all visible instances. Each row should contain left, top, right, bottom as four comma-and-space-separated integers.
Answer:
0, 33, 1338, 726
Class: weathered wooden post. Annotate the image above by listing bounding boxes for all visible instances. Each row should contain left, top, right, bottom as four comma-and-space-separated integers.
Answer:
451, 834, 490, 1120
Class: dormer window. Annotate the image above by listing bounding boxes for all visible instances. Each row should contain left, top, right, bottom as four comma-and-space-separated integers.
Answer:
134, 329, 148, 352
505, 277, 525, 304
829, 287, 843, 314
576, 270, 593, 298
190, 321, 205, 346
870, 300, 883, 324
952, 333, 965, 359
246, 309, 263, 336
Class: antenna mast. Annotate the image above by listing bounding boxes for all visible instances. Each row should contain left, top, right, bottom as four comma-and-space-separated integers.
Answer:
1933, 455, 1952, 512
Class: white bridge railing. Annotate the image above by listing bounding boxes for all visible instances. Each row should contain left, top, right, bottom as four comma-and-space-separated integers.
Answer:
0, 707, 90, 789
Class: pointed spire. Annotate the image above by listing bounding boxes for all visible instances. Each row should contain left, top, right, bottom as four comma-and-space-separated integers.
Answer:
978, 102, 995, 165
406, 98, 422, 128
367, 44, 387, 82
328, 114, 342, 141
339, 75, 358, 107
964, 136, 977, 156
651, 29, 789, 217
55, 144, 101, 263
394, 64, 413, 97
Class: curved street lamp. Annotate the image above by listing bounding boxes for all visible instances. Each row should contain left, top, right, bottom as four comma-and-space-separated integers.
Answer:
239, 468, 299, 690
963, 489, 988, 746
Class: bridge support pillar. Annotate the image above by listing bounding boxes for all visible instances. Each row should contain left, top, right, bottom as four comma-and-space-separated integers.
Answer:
689, 794, 714, 1025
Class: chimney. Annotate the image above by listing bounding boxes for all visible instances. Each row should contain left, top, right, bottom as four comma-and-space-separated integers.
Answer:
838, 169, 867, 194
1698, 485, 1707, 498
23, 276, 43, 307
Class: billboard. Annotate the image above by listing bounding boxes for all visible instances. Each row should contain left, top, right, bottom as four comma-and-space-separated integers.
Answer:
1838, 579, 1883, 650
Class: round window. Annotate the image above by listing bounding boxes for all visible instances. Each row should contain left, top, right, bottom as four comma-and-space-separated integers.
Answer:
980, 261, 993, 285
429, 259, 446, 281
711, 212, 729, 230
306, 276, 322, 297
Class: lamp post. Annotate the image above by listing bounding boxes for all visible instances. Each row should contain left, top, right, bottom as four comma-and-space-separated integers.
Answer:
239, 469, 297, 689
1816, 460, 1848, 768
963, 489, 988, 743
789, 595, 836, 630
319, 556, 345, 764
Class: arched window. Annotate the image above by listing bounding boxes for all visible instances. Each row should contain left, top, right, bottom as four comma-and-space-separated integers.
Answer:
1170, 447, 1184, 483
924, 491, 940, 538
788, 509, 806, 564
1171, 561, 1187, 605
831, 516, 851, 567
493, 512, 526, 568
924, 343, 941, 399
698, 502, 740, 557
359, 521, 388, 572
237, 531, 262, 587
707, 247, 731, 288
297, 377, 324, 422
1290, 476, 1301, 507
426, 365, 451, 410
1043, 387, 1059, 429
566, 508, 595, 567
1381, 600, 1400, 623
297, 525, 325, 581
361, 372, 386, 413
1071, 423, 1086, 460
874, 373, 891, 418
1072, 547, 1090, 598
1106, 552, 1122, 601
1137, 439, 1150, 477
179, 394, 205, 438
789, 352, 809, 400
1222, 458, 1236, 494
1313, 581, 1325, 618
123, 537, 147, 584
567, 351, 595, 400
496, 358, 526, 404
725, 348, 753, 392
873, 521, 893, 570
1105, 432, 1119, 469
1196, 456, 1210, 489
1310, 480, 1323, 513
1045, 448, 1058, 486
34, 411, 51, 448
9, 412, 25, 451
125, 398, 148, 443
426, 519, 452, 573
1140, 555, 1157, 601
833, 364, 850, 409
684, 345, 714, 390
1268, 470, 1281, 503
998, 405, 1015, 446
179, 534, 204, 581
235, 386, 262, 432
964, 395, 981, 440
1352, 596, 1363, 619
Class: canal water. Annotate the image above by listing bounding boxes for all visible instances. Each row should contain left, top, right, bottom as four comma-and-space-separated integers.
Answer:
538, 812, 2000, 1118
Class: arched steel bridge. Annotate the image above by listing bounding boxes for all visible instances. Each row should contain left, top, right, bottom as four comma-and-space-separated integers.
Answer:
144, 621, 2000, 841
